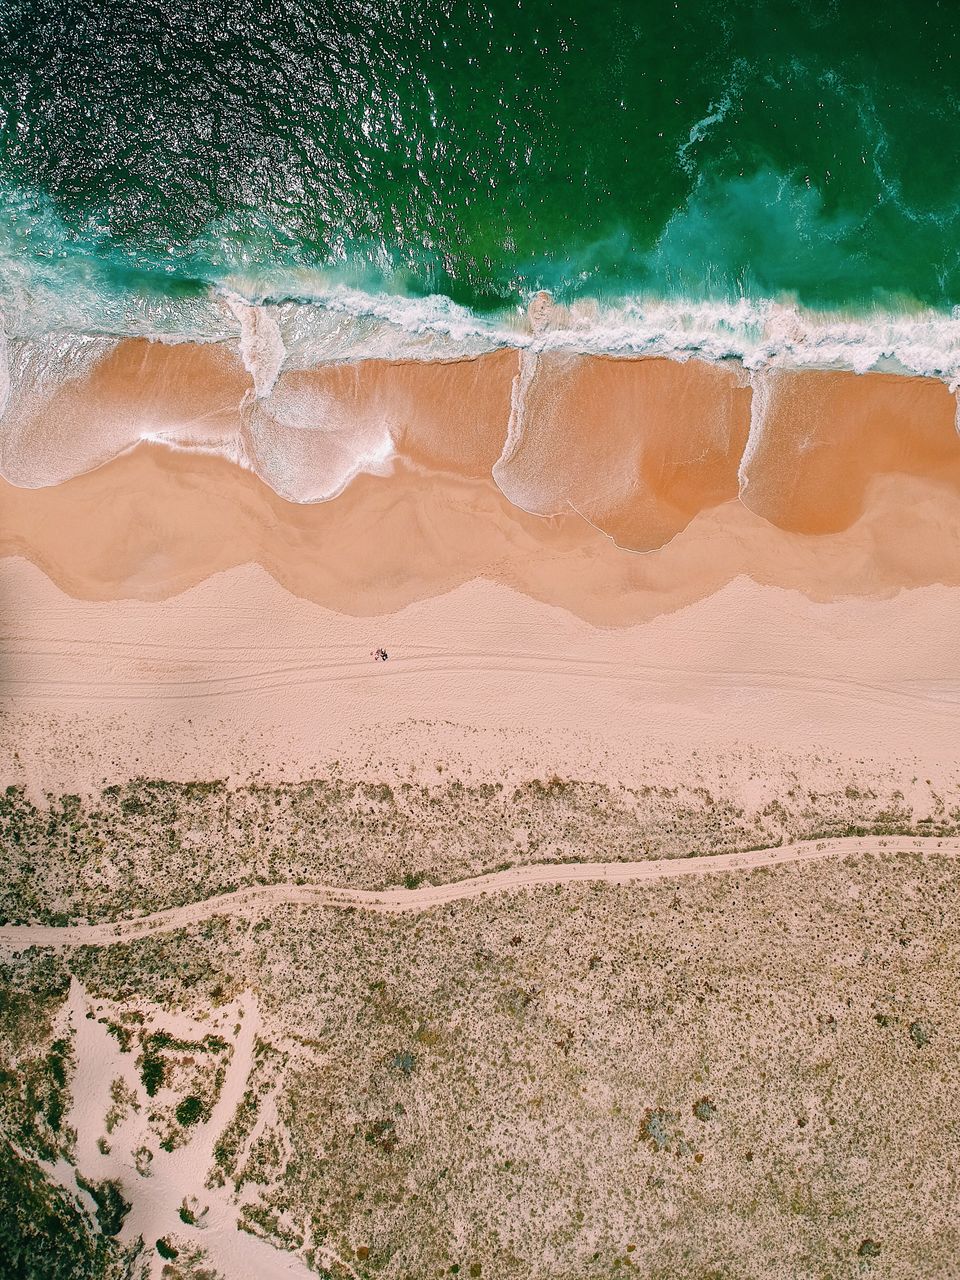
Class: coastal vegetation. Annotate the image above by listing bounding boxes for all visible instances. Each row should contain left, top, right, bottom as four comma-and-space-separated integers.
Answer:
2, 841, 956, 1278
0, 1140, 132, 1279
0, 759, 954, 925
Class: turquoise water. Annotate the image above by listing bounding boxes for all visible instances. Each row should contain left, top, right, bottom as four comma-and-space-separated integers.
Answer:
0, 0, 959, 342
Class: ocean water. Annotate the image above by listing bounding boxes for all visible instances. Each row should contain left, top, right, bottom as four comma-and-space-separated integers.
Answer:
1, 0, 960, 512
2, 0, 959, 333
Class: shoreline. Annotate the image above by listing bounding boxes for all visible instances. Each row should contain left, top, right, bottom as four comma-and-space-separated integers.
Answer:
7, 286, 960, 376
3, 351, 959, 801
1, 340, 959, 542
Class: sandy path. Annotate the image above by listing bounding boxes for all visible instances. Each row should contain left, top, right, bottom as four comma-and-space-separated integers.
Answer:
2, 835, 957, 952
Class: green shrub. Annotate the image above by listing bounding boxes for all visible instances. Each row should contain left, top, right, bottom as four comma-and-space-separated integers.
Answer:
175, 1096, 204, 1127
0, 1139, 121, 1278
140, 1053, 165, 1097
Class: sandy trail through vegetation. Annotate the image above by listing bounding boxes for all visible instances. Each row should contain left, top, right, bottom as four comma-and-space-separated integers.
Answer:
2, 834, 957, 952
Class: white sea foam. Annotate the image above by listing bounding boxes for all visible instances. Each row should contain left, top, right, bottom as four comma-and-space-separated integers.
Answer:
676, 62, 746, 175
218, 276, 513, 366
221, 292, 287, 398
0, 321, 9, 424
738, 371, 773, 499
7, 259, 960, 386
487, 291, 558, 514
531, 296, 960, 385
6, 331, 119, 393
136, 429, 252, 473
242, 377, 397, 504
239, 286, 960, 393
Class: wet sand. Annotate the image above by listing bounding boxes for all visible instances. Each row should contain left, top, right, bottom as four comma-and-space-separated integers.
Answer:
3, 339, 960, 546
740, 367, 960, 533
2, 443, 960, 621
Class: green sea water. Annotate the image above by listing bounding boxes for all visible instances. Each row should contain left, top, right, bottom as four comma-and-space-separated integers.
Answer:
0, 0, 959, 337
